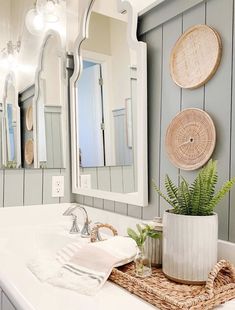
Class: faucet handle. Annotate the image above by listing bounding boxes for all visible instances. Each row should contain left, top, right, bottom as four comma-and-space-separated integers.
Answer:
63, 205, 77, 216
70, 215, 80, 234
81, 219, 91, 238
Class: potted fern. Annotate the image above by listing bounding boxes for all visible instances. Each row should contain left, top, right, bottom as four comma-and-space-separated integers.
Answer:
153, 160, 235, 284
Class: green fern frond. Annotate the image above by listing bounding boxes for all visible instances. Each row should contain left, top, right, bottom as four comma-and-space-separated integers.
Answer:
152, 179, 176, 208
203, 159, 218, 200
152, 160, 235, 216
178, 179, 190, 215
208, 177, 235, 212
165, 175, 179, 207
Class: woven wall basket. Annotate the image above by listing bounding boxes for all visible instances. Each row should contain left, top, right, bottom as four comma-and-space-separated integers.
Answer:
165, 108, 216, 170
25, 139, 34, 165
26, 105, 33, 131
170, 24, 222, 89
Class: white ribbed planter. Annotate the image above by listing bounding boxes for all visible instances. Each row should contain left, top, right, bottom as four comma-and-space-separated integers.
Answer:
163, 211, 218, 284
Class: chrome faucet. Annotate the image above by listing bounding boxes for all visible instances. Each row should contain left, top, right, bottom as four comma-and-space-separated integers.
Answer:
63, 205, 91, 238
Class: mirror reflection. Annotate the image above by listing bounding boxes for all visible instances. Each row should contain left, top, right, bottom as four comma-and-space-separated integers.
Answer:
34, 32, 66, 168
0, 0, 66, 169
77, 11, 136, 168
2, 72, 21, 168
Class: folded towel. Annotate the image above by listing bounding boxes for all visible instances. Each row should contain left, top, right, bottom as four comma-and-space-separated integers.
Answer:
27, 236, 136, 295
56, 236, 137, 266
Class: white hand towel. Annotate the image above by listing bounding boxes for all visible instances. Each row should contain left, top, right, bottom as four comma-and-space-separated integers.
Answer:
27, 236, 137, 296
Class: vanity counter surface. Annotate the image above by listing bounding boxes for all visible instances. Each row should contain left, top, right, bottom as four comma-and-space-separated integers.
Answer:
0, 204, 234, 310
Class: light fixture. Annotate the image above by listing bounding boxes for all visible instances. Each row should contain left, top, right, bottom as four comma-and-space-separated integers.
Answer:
25, 0, 65, 36
0, 40, 21, 69
37, 0, 62, 23
43, 0, 60, 23
25, 3, 45, 36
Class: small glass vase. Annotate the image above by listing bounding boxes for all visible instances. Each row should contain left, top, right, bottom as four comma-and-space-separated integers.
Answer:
134, 245, 152, 277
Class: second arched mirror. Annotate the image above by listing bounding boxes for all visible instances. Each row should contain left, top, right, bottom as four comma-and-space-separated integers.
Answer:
33, 31, 66, 169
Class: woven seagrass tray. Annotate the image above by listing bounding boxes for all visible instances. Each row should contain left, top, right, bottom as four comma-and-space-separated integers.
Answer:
109, 260, 235, 310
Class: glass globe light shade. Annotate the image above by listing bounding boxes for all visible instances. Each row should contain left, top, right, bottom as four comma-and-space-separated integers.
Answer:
44, 1, 59, 23
25, 8, 45, 36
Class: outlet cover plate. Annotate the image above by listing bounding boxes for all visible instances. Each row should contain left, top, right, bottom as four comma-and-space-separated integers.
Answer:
52, 176, 64, 198
80, 174, 91, 189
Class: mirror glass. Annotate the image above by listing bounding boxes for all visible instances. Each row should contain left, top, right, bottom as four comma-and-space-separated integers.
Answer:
1, 72, 21, 168
0, 0, 66, 169
77, 10, 136, 169
34, 32, 66, 168
76, 4, 138, 194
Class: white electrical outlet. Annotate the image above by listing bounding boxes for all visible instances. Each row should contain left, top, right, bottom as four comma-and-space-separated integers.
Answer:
80, 174, 91, 189
52, 176, 64, 197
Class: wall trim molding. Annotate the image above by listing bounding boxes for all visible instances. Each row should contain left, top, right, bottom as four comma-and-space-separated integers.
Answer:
138, 0, 206, 36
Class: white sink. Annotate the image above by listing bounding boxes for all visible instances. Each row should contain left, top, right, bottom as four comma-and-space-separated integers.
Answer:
0, 225, 89, 260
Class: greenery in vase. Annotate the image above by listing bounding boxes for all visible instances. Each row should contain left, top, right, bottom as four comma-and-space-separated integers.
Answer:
153, 159, 235, 216
127, 224, 161, 248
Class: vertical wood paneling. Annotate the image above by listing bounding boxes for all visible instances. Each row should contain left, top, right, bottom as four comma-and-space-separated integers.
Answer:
97, 167, 111, 191
159, 15, 182, 216
180, 2, 206, 184
43, 169, 60, 204
205, 0, 233, 240
4, 170, 24, 207
24, 170, 43, 205
45, 113, 53, 168
123, 166, 135, 193
110, 166, 123, 193
0, 167, 71, 207
142, 26, 163, 220
51, 113, 63, 168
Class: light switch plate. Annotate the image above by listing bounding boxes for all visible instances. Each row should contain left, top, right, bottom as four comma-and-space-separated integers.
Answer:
80, 174, 91, 189
52, 176, 64, 197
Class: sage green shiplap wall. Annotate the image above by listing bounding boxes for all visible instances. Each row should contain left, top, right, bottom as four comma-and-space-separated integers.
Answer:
0, 83, 73, 207
76, 0, 235, 243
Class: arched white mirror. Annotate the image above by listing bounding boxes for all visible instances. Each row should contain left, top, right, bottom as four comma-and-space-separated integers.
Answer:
1, 72, 21, 168
33, 31, 66, 169
70, 0, 148, 206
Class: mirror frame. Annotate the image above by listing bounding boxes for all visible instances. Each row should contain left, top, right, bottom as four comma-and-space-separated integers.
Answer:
2, 71, 21, 168
33, 30, 67, 169
70, 0, 148, 206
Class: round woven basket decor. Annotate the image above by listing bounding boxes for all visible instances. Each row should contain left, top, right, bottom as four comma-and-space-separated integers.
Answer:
165, 108, 216, 170
25, 139, 34, 165
170, 24, 222, 89
26, 105, 33, 131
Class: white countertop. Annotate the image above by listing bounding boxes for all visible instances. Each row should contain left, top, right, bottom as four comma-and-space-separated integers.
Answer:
0, 204, 234, 310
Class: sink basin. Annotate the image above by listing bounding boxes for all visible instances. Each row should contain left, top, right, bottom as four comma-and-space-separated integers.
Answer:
0, 225, 89, 260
